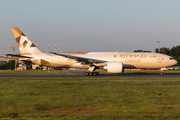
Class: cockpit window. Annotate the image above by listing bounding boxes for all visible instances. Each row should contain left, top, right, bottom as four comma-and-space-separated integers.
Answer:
169, 58, 174, 60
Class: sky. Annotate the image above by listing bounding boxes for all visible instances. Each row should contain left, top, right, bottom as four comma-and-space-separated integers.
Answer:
1, 0, 180, 55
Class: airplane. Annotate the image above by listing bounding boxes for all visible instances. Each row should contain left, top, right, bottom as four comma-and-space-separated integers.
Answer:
6, 27, 177, 76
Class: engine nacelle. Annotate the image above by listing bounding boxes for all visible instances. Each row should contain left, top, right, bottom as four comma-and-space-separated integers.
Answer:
104, 62, 123, 73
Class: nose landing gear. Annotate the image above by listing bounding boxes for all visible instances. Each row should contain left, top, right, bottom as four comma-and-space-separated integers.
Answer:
160, 72, 163, 76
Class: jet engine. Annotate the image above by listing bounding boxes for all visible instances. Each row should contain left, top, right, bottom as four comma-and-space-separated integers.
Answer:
103, 62, 124, 73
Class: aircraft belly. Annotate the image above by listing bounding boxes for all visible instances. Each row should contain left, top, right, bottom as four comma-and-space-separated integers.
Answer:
51, 61, 73, 68
71, 63, 89, 69
50, 57, 75, 68
32, 58, 41, 65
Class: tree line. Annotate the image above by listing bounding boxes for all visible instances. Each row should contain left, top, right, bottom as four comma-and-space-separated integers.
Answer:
1, 60, 32, 70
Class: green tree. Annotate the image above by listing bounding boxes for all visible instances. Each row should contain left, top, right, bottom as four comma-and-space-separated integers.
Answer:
35, 65, 43, 70
155, 47, 170, 55
160, 47, 170, 55
3, 60, 15, 70
134, 49, 151, 52
170, 46, 180, 57
23, 61, 32, 69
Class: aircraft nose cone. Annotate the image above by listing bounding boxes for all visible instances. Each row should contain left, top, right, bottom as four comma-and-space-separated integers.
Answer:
171, 59, 178, 66
174, 60, 178, 65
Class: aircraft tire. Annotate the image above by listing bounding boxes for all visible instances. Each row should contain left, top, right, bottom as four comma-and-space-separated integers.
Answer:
89, 72, 93, 76
96, 72, 99, 76
85, 72, 89, 76
160, 72, 163, 76
85, 72, 99, 76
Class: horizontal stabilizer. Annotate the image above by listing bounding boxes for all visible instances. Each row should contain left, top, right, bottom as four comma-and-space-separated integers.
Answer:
5, 54, 32, 58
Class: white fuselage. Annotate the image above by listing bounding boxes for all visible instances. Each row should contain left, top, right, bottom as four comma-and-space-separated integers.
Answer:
28, 52, 177, 69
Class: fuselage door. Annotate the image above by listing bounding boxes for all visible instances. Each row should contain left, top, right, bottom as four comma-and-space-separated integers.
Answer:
157, 56, 162, 63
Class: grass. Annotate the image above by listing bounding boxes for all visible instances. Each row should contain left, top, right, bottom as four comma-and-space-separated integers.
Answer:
0, 69, 75, 75
99, 69, 180, 75
1, 78, 180, 119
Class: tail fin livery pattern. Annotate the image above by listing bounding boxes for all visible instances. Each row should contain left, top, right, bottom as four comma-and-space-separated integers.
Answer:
11, 27, 41, 55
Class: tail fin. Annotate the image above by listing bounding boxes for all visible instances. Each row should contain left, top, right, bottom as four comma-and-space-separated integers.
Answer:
11, 27, 41, 55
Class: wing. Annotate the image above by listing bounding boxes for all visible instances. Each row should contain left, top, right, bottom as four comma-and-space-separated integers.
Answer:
51, 52, 107, 65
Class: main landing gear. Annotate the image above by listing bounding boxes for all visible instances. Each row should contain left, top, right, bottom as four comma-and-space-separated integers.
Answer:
85, 66, 99, 76
85, 72, 99, 76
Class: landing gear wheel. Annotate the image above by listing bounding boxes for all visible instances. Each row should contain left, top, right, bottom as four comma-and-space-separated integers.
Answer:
89, 72, 93, 76
160, 72, 163, 76
93, 72, 97, 76
85, 72, 99, 76
85, 72, 89, 76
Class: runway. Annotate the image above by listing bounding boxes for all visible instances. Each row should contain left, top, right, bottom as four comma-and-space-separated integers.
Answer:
0, 74, 180, 78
